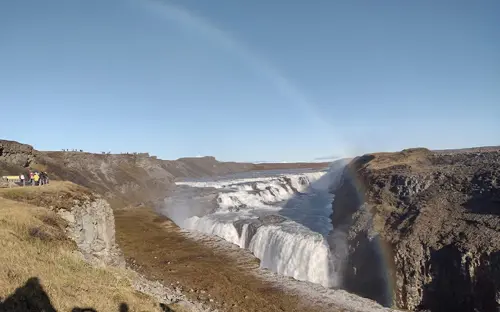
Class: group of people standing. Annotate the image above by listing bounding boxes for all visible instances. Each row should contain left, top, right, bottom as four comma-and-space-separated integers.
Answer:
19, 171, 49, 186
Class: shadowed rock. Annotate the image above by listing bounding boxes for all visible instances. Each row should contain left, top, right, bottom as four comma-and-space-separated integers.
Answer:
258, 215, 287, 225
330, 147, 500, 312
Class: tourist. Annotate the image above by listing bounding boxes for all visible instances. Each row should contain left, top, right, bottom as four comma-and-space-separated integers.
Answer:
33, 172, 40, 186
19, 173, 25, 186
41, 172, 49, 185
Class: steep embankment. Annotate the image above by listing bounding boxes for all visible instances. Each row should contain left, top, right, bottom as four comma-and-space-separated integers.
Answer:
0, 182, 216, 311
330, 147, 500, 312
1, 139, 328, 207
0, 182, 161, 311
0, 140, 35, 178
0, 140, 256, 209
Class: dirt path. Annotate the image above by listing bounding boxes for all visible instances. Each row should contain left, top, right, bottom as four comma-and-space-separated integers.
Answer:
114, 207, 330, 312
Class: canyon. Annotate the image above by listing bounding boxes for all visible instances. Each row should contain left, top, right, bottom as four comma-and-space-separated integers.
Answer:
2, 139, 499, 311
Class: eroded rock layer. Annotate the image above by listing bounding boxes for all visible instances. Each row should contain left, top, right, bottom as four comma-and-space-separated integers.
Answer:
330, 147, 500, 312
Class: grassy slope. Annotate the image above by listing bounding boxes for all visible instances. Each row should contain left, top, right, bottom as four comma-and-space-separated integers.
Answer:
0, 184, 160, 312
0, 181, 97, 211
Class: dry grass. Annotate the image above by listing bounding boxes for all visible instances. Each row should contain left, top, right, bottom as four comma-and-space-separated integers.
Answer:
0, 193, 160, 311
0, 181, 96, 211
360, 148, 433, 171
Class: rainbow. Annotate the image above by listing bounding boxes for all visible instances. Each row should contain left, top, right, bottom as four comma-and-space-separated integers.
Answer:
132, 0, 353, 159
339, 159, 397, 307
131, 0, 396, 306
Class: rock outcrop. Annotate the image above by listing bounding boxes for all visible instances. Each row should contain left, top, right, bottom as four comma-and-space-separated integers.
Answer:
57, 195, 125, 267
0, 140, 35, 174
0, 140, 256, 208
0, 180, 125, 267
330, 147, 500, 312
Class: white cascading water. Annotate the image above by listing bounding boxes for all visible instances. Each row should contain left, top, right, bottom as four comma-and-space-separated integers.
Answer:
182, 214, 241, 245
162, 161, 347, 288
249, 223, 333, 287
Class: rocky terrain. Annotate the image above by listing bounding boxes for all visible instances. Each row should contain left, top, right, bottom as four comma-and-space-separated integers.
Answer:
0, 181, 238, 311
8, 138, 499, 312
2, 139, 350, 312
0, 140, 252, 208
0, 182, 124, 267
0, 139, 328, 208
329, 147, 500, 312
116, 207, 395, 312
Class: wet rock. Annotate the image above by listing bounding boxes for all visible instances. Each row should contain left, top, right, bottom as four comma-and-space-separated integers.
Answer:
233, 219, 263, 249
258, 214, 287, 225
234, 215, 287, 249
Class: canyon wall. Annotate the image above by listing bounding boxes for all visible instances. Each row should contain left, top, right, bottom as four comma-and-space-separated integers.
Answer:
330, 148, 500, 311
1, 139, 327, 209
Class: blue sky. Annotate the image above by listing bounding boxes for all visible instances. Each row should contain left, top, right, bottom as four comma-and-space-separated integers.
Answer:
1, 0, 498, 162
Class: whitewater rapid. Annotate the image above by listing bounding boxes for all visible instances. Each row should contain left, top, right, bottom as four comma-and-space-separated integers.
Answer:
162, 162, 347, 288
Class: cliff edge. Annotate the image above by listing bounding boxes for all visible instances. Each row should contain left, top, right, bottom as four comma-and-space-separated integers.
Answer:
0, 182, 162, 311
330, 147, 500, 311
0, 139, 328, 209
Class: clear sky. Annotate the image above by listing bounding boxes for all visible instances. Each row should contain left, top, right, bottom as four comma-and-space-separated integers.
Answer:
1, 0, 499, 162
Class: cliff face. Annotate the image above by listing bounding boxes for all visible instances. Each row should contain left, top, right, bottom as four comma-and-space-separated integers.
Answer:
57, 195, 124, 267
0, 184, 165, 311
0, 182, 124, 267
1, 139, 328, 208
0, 140, 255, 207
37, 151, 178, 208
330, 148, 500, 312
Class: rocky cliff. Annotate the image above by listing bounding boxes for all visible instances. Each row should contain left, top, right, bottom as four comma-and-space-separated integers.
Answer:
1, 139, 327, 209
57, 193, 124, 267
0, 182, 124, 267
0, 140, 257, 208
0, 140, 35, 174
330, 147, 500, 312
0, 182, 216, 311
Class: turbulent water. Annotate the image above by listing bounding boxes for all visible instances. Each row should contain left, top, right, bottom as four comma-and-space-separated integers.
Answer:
161, 160, 347, 288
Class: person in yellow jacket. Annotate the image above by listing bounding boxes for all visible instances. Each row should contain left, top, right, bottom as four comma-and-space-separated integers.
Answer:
33, 173, 40, 186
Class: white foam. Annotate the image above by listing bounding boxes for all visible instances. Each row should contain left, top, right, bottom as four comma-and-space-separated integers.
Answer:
165, 166, 347, 288
176, 176, 279, 189
239, 223, 249, 248
176, 171, 325, 192
249, 223, 336, 288
182, 215, 241, 246
210, 172, 327, 211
